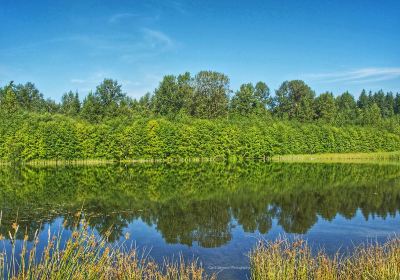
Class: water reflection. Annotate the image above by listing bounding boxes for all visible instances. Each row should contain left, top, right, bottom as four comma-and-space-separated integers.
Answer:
0, 162, 399, 246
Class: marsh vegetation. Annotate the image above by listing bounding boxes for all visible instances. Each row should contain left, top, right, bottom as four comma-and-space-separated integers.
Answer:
1, 217, 398, 280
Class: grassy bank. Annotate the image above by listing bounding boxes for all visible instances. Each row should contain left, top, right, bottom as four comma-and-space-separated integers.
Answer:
273, 151, 400, 164
250, 237, 400, 280
1, 217, 399, 279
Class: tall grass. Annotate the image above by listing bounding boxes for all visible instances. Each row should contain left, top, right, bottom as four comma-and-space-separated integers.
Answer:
1, 212, 399, 280
250, 236, 400, 280
0, 213, 215, 280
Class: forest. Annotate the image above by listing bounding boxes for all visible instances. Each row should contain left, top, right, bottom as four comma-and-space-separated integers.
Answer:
1, 70, 400, 161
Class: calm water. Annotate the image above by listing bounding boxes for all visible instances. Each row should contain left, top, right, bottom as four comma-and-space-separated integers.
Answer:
1, 162, 400, 279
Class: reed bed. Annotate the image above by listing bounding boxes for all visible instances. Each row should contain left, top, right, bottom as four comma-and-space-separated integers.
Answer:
1, 213, 399, 280
250, 236, 400, 280
0, 215, 215, 280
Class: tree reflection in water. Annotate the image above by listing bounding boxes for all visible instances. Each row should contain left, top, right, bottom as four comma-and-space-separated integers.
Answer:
0, 162, 399, 246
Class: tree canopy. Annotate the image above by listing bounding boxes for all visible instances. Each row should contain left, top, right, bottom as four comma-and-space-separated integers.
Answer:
2, 72, 399, 126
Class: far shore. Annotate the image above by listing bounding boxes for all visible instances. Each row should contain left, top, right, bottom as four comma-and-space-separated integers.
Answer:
0, 151, 400, 166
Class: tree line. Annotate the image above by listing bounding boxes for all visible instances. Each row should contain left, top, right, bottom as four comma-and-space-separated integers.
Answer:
1, 71, 400, 124
1, 71, 400, 161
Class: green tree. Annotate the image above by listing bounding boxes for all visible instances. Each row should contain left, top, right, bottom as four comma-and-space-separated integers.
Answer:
14, 82, 45, 112
61, 91, 81, 116
153, 75, 178, 116
81, 92, 102, 123
116, 96, 134, 118
152, 73, 194, 117
191, 71, 230, 119
176, 72, 194, 113
95, 79, 126, 118
254, 81, 271, 110
231, 83, 256, 116
0, 82, 20, 114
336, 91, 357, 124
44, 99, 60, 113
362, 103, 382, 126
272, 83, 290, 119
357, 89, 369, 109
273, 80, 315, 121
314, 92, 337, 123
230, 82, 270, 116
132, 92, 153, 116
372, 90, 385, 113
382, 92, 394, 118
395, 93, 400, 114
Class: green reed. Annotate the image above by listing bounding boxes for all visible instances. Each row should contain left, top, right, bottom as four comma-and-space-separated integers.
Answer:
0, 212, 215, 280
250, 236, 400, 280
1, 210, 399, 280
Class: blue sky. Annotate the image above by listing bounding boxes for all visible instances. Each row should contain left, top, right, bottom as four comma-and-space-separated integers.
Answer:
0, 0, 399, 100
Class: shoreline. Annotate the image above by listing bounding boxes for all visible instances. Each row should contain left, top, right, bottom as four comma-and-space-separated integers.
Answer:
0, 157, 221, 166
272, 151, 400, 163
0, 151, 400, 166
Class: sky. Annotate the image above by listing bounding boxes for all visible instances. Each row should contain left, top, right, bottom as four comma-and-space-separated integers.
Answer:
0, 0, 399, 101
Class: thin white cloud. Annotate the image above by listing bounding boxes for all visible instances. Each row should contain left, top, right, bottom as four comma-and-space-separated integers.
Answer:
304, 67, 400, 84
124, 73, 164, 98
70, 71, 162, 98
70, 71, 122, 92
70, 78, 86, 84
168, 0, 187, 14
108, 12, 160, 25
0, 31, 177, 60
141, 28, 175, 50
108, 13, 136, 23
0, 35, 120, 55
79, 71, 157, 98
148, 0, 188, 14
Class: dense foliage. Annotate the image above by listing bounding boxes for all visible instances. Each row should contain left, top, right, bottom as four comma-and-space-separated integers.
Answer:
1, 71, 400, 161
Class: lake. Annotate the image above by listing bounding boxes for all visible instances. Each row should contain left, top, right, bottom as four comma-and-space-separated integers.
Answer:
1, 162, 400, 279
